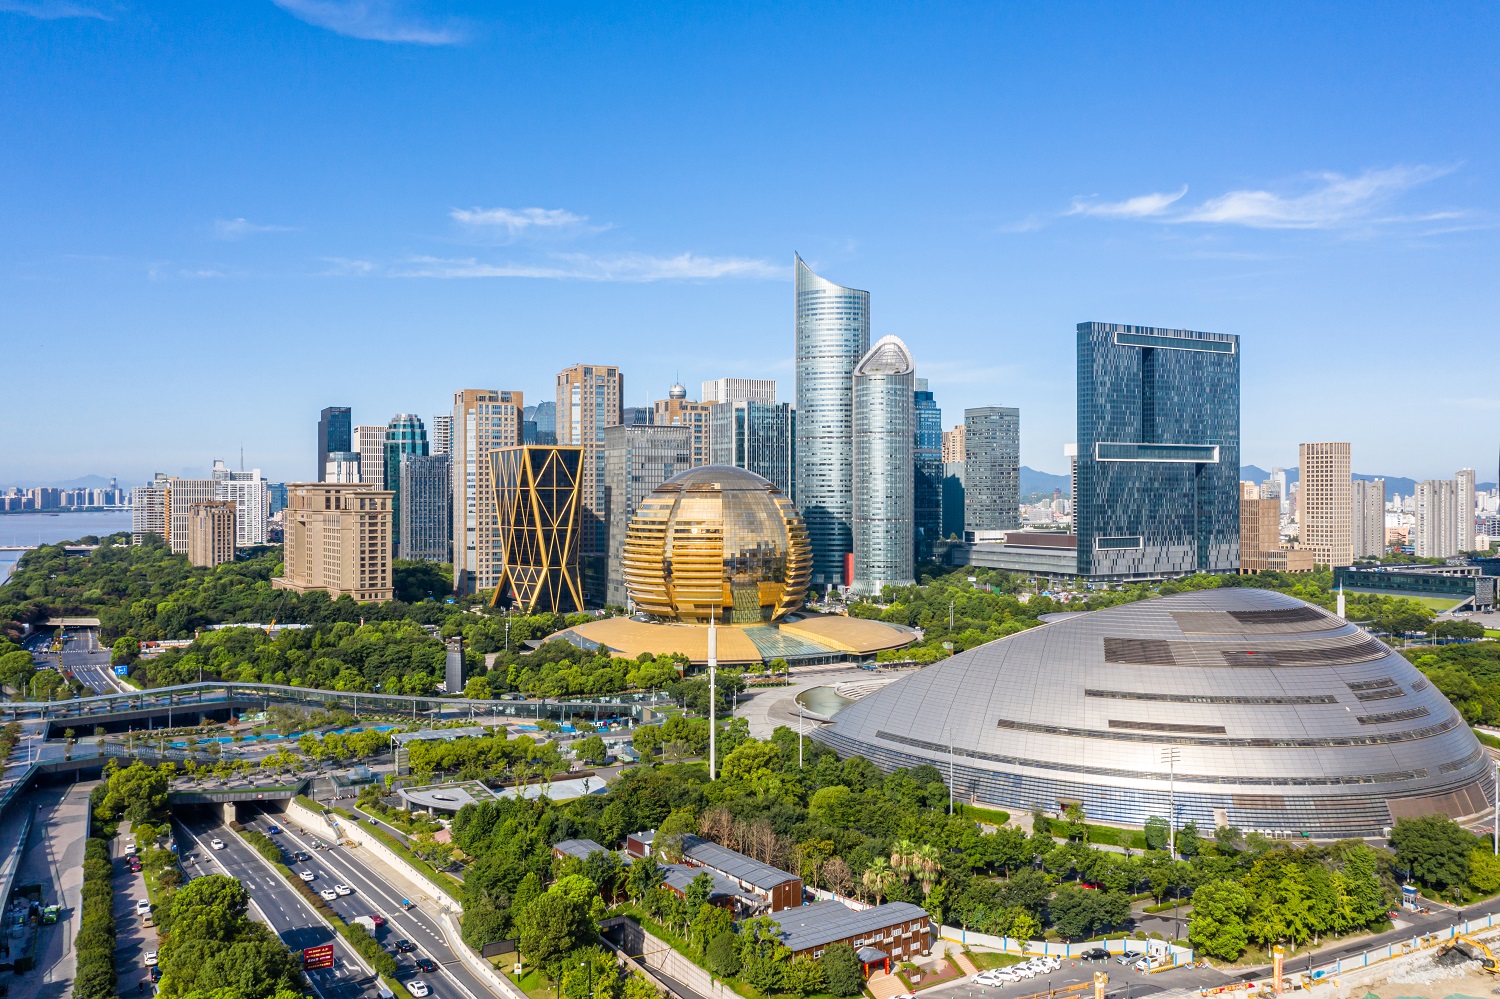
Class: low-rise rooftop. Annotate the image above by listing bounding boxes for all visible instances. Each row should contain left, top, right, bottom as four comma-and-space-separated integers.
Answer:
771, 900, 930, 954
681, 835, 798, 891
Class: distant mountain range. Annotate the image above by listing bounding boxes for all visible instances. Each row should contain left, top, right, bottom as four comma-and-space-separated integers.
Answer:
1020, 466, 1070, 496
1240, 465, 1497, 497
0, 474, 121, 491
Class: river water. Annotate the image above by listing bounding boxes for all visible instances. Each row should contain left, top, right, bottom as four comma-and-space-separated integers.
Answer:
0, 511, 133, 583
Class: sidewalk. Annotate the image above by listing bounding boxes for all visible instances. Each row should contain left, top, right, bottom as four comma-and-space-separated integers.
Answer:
6, 781, 96, 999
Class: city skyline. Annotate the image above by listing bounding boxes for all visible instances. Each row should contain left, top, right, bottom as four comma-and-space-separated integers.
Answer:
4, 5, 1497, 483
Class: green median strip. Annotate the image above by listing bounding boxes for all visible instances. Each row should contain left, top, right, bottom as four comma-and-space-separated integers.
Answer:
323, 804, 465, 900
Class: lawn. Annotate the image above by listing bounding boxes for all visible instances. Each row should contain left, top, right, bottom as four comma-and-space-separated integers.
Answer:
966, 952, 1024, 971
1409, 595, 1467, 611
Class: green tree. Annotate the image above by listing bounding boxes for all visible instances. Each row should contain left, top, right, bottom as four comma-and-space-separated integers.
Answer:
785, 957, 827, 997
100, 761, 170, 824
463, 674, 493, 699
706, 930, 742, 977
1144, 816, 1169, 851
1470, 849, 1500, 894
1188, 880, 1251, 960
820, 942, 863, 997
1391, 815, 1475, 892
574, 735, 609, 766
110, 635, 140, 666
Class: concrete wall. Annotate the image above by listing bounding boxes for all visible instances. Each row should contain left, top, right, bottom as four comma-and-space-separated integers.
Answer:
602, 918, 737, 999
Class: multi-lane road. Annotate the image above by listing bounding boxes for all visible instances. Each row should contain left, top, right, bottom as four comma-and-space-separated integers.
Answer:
235, 807, 498, 999
25, 625, 127, 695
175, 810, 381, 999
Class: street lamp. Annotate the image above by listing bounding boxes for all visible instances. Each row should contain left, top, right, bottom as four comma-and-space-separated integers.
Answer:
1159, 747, 1181, 857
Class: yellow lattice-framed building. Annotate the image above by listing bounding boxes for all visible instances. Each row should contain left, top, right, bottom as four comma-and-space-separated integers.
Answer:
489, 446, 585, 613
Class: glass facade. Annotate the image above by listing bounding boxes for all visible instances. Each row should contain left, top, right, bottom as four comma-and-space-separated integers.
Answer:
795, 254, 869, 587
399, 452, 451, 563
852, 336, 916, 596
913, 381, 942, 562
603, 424, 693, 606
1076, 322, 1240, 580
317, 406, 351, 481
490, 445, 585, 613
708, 399, 796, 499
383, 414, 428, 557
963, 407, 1020, 533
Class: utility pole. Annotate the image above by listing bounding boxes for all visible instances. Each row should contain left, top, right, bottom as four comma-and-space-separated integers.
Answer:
708, 607, 717, 781
1160, 746, 1181, 857
948, 729, 955, 815
798, 701, 803, 768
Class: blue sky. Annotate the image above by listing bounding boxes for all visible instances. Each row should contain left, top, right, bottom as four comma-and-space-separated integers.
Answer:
2, 1, 1496, 486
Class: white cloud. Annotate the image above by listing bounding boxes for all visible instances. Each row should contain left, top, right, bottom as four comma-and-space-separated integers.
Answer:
271, 0, 462, 45
321, 257, 377, 276
1068, 186, 1187, 219
449, 206, 593, 235
1176, 166, 1452, 229
393, 252, 782, 282
213, 217, 298, 240
0, 0, 110, 17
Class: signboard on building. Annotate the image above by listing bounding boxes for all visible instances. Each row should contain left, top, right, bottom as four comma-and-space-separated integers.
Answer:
303, 944, 335, 970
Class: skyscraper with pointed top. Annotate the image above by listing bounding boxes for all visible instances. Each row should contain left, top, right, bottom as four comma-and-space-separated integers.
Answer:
794, 253, 870, 588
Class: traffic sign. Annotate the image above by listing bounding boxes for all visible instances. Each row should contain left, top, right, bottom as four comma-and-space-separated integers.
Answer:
114, 666, 130, 676
303, 944, 335, 970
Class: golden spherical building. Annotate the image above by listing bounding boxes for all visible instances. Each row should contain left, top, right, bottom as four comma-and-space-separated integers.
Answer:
622, 466, 812, 624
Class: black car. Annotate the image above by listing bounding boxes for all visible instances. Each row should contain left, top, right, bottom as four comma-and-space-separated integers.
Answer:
395, 940, 416, 953
294, 851, 310, 862
1080, 948, 1110, 962
415, 959, 437, 974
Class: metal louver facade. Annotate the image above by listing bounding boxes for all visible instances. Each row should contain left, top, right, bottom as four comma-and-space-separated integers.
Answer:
489, 445, 585, 613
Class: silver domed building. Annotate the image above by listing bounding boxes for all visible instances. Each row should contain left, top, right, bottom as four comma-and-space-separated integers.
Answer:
814, 589, 1492, 839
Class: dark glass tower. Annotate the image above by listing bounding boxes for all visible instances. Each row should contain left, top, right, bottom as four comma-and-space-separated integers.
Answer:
317, 406, 351, 481
383, 414, 428, 556
913, 380, 942, 562
1075, 322, 1240, 579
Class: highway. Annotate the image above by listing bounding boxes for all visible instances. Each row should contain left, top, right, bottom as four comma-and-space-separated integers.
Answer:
238, 807, 499, 999
25, 625, 126, 695
175, 810, 380, 999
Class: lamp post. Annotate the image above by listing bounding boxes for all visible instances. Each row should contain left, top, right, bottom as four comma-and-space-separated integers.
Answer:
1160, 747, 1181, 857
708, 607, 717, 781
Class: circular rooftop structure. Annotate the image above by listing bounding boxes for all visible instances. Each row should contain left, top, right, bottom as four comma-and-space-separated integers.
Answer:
813, 588, 1492, 839
622, 465, 812, 625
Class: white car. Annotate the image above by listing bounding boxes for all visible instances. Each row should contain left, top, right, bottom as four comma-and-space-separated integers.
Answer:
1134, 956, 1163, 973
1036, 957, 1061, 971
298, 870, 316, 882
135, 900, 151, 915
334, 884, 352, 896
1010, 965, 1037, 980
210, 838, 225, 850
144, 952, 158, 967
320, 889, 339, 901
409, 982, 430, 997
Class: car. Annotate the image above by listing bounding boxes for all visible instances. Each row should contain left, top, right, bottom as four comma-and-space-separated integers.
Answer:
972, 971, 1012, 986
210, 838, 225, 850
126, 841, 138, 854
320, 889, 339, 901
408, 982, 430, 997
266, 825, 281, 834
298, 871, 316, 882
369, 913, 385, 927
395, 940, 416, 953
294, 851, 310, 862
1080, 948, 1109, 962
1134, 956, 1164, 973
1117, 952, 1145, 966
150, 966, 162, 982
334, 884, 352, 896
135, 899, 152, 915
415, 958, 437, 974
1009, 966, 1037, 980
142, 913, 156, 927
1036, 957, 1061, 971
144, 952, 158, 967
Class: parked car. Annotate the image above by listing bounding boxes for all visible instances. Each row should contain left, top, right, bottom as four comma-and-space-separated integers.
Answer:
335, 884, 353, 896
415, 958, 437, 974
1080, 949, 1109, 962
210, 839, 225, 850
320, 889, 339, 901
298, 871, 316, 882
135, 900, 151, 915
1117, 952, 1145, 966
1134, 956, 1164, 973
408, 982, 430, 997
142, 913, 155, 928
144, 952, 158, 967
1036, 956, 1061, 971
1010, 966, 1037, 979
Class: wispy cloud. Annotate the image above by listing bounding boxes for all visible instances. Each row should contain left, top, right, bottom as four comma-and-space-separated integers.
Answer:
449, 206, 596, 237
321, 257, 377, 276
0, 0, 111, 18
1068, 186, 1187, 219
271, 0, 462, 45
392, 252, 782, 282
1177, 166, 1453, 229
213, 217, 299, 240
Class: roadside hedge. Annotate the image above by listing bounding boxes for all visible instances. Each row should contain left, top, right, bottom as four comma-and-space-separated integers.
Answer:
75, 836, 116, 999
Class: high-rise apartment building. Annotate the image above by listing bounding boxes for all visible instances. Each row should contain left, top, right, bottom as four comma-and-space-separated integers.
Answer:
702, 378, 776, 405
556, 365, 623, 558
131, 475, 170, 545
794, 253, 870, 588
491, 446, 584, 613
1415, 469, 1478, 558
1351, 478, 1387, 559
165, 477, 216, 555
383, 414, 428, 556
186, 501, 236, 568
708, 400, 796, 498
603, 424, 693, 605
273, 482, 393, 602
1460, 468, 1477, 554
851, 336, 916, 595
964, 406, 1021, 535
531, 401, 557, 445
354, 425, 387, 486
430, 414, 453, 457
317, 406, 351, 481
399, 453, 451, 564
211, 459, 268, 547
324, 452, 362, 483
1239, 482, 1314, 573
452, 389, 525, 594
653, 384, 710, 466
1075, 322, 1240, 579
913, 379, 942, 563
941, 425, 965, 464
1267, 467, 1289, 517
1297, 442, 1352, 568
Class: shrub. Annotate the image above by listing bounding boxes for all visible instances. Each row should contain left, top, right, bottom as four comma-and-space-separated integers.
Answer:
820, 942, 863, 997
705, 931, 740, 977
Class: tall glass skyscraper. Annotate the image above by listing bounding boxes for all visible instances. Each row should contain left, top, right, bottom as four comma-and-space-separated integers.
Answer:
964, 406, 1021, 534
794, 253, 869, 588
852, 336, 916, 596
383, 414, 428, 556
317, 406, 351, 481
913, 379, 942, 563
708, 399, 796, 499
399, 453, 451, 563
1075, 322, 1240, 579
